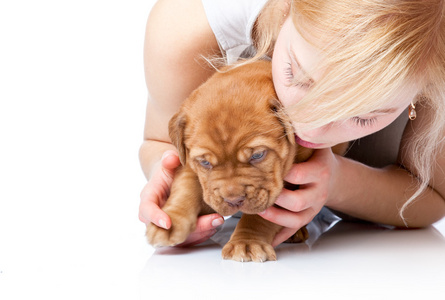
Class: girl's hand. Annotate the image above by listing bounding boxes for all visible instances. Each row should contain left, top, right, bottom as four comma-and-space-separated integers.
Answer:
259, 148, 342, 247
139, 150, 224, 247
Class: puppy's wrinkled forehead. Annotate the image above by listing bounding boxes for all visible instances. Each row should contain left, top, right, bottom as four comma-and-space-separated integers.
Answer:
186, 82, 284, 160
193, 106, 281, 145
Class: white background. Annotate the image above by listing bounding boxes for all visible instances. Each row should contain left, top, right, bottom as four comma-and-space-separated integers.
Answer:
1, 1, 444, 299
0, 1, 156, 299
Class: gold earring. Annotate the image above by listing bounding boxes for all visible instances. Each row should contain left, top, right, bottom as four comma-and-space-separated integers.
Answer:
280, 13, 288, 28
408, 102, 416, 120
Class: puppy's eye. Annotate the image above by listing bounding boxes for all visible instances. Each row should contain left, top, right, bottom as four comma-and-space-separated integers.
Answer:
250, 150, 267, 163
198, 159, 213, 169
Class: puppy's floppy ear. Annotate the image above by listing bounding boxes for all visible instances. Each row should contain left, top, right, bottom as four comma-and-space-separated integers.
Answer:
269, 98, 295, 145
168, 111, 187, 165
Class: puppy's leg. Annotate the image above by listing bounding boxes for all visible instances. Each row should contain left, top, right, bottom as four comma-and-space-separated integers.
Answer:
222, 214, 282, 262
146, 165, 203, 247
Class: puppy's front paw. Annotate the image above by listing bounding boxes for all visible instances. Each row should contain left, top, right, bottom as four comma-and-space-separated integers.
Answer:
145, 215, 195, 247
222, 240, 276, 262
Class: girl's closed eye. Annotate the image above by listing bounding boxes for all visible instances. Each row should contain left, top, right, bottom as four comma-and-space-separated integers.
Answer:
351, 116, 377, 127
284, 63, 314, 89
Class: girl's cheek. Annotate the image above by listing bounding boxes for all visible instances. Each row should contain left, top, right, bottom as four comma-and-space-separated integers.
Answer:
279, 88, 306, 108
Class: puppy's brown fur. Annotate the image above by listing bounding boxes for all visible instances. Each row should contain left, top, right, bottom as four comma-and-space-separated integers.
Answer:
146, 60, 347, 262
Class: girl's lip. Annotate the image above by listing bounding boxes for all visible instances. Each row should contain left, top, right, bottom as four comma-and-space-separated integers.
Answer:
295, 135, 325, 148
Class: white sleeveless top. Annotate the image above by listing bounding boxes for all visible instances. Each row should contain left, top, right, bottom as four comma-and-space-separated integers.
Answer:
201, 0, 408, 167
201, 0, 268, 63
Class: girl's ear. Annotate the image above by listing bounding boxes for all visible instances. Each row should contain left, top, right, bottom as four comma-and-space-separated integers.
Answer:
269, 98, 296, 146
168, 111, 187, 165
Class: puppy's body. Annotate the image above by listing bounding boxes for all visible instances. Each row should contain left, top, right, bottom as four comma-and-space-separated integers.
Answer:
146, 61, 347, 262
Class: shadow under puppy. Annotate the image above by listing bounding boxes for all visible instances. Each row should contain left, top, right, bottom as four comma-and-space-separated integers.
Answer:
146, 60, 347, 262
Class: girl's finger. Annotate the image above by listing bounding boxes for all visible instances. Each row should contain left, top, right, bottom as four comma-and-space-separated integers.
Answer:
272, 227, 301, 247
195, 213, 225, 232
176, 229, 218, 247
139, 199, 171, 229
259, 205, 316, 229
139, 177, 173, 228
275, 188, 315, 212
161, 150, 181, 171
284, 149, 332, 184
176, 214, 224, 247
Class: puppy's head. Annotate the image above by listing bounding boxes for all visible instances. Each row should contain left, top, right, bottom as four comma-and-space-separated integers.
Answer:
169, 61, 297, 216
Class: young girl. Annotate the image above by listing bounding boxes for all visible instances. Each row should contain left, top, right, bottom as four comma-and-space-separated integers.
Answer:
139, 0, 445, 247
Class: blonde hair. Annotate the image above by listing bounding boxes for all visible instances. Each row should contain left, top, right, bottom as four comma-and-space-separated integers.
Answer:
251, 0, 445, 223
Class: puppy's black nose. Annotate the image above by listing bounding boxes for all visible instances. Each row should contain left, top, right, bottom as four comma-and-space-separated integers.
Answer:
223, 196, 245, 207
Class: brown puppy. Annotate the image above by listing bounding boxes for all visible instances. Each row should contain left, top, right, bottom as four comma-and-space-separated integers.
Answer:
146, 60, 347, 262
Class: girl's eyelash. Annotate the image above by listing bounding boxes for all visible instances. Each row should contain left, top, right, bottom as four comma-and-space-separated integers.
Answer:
285, 64, 313, 89
351, 116, 377, 127
285, 64, 294, 81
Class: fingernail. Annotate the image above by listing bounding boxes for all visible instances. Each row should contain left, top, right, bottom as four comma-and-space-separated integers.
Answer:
158, 219, 168, 229
258, 210, 266, 216
211, 217, 224, 228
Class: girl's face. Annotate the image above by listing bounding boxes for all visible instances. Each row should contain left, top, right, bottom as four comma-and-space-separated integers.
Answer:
271, 18, 418, 149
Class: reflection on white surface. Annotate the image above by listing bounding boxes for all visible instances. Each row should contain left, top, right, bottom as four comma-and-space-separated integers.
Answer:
140, 214, 445, 300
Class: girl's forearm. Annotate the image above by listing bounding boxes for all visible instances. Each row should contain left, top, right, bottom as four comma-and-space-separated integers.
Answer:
328, 156, 445, 227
